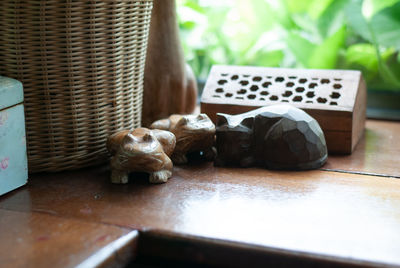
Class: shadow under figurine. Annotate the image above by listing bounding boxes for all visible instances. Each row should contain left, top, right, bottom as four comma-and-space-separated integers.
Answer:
150, 114, 216, 164
215, 105, 328, 170
107, 128, 176, 184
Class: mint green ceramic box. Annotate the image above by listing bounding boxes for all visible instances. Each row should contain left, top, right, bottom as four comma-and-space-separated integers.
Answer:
0, 76, 28, 195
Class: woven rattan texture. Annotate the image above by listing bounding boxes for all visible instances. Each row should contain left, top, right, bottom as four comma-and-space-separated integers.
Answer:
0, 0, 153, 172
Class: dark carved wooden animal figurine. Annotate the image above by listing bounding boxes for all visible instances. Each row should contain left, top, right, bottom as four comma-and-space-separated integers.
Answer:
107, 128, 176, 184
215, 105, 328, 170
150, 114, 216, 164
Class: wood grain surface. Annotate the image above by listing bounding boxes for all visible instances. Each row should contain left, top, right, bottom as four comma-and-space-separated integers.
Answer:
1, 164, 400, 266
0, 209, 136, 268
325, 119, 400, 178
0, 119, 399, 267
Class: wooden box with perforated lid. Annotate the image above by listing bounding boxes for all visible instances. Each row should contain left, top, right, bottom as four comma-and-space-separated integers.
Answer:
201, 65, 367, 154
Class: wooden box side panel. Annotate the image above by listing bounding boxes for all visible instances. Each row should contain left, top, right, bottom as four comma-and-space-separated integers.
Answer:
351, 76, 367, 152
323, 131, 352, 154
305, 110, 353, 154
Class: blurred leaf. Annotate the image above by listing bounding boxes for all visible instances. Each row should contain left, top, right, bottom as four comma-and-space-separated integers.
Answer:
286, 32, 316, 67
251, 0, 279, 30
346, 44, 394, 68
308, 0, 335, 19
344, 0, 400, 87
346, 0, 400, 48
287, 27, 345, 69
178, 6, 207, 26
250, 50, 284, 66
345, 0, 373, 42
317, 0, 347, 38
180, 21, 197, 30
266, 0, 296, 30
362, 0, 399, 19
377, 60, 400, 87
243, 28, 286, 66
291, 14, 320, 42
370, 2, 400, 49
180, 0, 204, 12
346, 43, 379, 70
309, 26, 346, 68
386, 53, 400, 80
284, 0, 314, 13
177, 0, 400, 90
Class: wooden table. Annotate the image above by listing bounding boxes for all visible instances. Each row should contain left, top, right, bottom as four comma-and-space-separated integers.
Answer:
1, 119, 399, 267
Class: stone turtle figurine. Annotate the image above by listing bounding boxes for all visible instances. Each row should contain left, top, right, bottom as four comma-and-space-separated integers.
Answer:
107, 128, 176, 184
150, 114, 216, 164
215, 105, 328, 170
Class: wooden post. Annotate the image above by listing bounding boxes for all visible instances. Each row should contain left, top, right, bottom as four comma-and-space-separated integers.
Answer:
142, 0, 197, 127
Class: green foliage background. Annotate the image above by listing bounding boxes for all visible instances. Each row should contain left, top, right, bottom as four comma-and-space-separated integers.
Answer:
178, 0, 400, 91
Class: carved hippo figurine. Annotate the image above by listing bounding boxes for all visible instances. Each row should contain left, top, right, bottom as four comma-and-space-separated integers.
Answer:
150, 114, 216, 164
107, 128, 176, 184
215, 105, 328, 170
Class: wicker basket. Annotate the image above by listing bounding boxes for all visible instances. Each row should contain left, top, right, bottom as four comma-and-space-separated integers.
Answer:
0, 0, 153, 172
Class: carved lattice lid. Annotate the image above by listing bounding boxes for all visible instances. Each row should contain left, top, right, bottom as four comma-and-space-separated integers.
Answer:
201, 65, 364, 112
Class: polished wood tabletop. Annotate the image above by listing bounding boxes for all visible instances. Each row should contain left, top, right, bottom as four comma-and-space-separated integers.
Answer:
0, 119, 399, 267
326, 120, 400, 178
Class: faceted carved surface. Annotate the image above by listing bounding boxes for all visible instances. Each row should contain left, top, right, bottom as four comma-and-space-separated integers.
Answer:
107, 128, 176, 184
216, 105, 328, 170
150, 114, 216, 164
